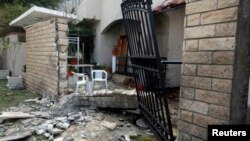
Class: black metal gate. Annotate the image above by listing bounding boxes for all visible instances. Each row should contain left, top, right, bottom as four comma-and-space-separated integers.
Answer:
121, 0, 174, 140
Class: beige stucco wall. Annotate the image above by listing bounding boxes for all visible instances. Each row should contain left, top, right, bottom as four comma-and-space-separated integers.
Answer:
76, 0, 168, 65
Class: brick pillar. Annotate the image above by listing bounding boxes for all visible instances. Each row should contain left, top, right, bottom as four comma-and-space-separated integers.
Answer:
25, 18, 68, 96
179, 0, 239, 141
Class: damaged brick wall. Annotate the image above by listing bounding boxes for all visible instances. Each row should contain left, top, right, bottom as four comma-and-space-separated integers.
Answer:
25, 18, 68, 96
179, 0, 239, 141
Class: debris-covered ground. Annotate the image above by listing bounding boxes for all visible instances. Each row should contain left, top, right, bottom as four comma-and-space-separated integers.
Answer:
0, 76, 180, 141
0, 97, 157, 141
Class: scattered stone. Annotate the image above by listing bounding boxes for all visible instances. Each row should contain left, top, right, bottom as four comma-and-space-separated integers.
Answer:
0, 130, 32, 141
100, 121, 117, 130
74, 116, 85, 123
55, 117, 67, 122
123, 134, 131, 141
47, 124, 54, 131
21, 119, 32, 127
32, 118, 42, 126
136, 118, 148, 129
49, 135, 54, 141
68, 114, 80, 121
51, 128, 63, 135
56, 122, 70, 129
63, 135, 74, 141
44, 132, 51, 138
35, 129, 45, 135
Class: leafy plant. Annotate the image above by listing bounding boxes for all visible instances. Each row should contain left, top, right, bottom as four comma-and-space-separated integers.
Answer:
0, 3, 26, 37
0, 0, 63, 37
68, 19, 96, 36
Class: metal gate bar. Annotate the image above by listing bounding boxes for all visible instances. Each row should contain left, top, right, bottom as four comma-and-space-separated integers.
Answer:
121, 0, 174, 140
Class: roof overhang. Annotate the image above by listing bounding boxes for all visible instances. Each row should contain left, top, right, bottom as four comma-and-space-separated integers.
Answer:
9, 6, 77, 27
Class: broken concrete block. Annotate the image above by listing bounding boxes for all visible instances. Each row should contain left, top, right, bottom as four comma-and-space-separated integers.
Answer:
100, 120, 117, 130
0, 112, 35, 121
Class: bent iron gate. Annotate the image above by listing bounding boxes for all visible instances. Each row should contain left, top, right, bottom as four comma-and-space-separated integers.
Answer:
121, 0, 174, 140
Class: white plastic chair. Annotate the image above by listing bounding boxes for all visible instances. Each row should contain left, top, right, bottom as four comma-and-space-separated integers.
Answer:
91, 70, 108, 90
72, 72, 88, 93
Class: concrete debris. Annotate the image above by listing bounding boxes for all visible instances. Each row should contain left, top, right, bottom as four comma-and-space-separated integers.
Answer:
44, 132, 51, 138
35, 129, 45, 135
136, 118, 148, 129
20, 119, 32, 127
100, 120, 117, 130
0, 112, 35, 120
24, 98, 40, 103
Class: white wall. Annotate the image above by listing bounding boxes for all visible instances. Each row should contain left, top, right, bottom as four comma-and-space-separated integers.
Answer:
167, 9, 184, 87
1, 34, 26, 76
87, 0, 166, 64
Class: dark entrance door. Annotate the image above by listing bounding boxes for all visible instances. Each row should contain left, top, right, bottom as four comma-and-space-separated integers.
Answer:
121, 0, 174, 140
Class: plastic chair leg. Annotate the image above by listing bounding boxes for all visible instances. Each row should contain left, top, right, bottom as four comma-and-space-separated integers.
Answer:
76, 84, 79, 93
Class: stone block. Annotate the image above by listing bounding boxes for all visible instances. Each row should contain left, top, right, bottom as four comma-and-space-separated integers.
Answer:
217, 0, 239, 9
58, 31, 68, 39
180, 110, 193, 122
193, 113, 227, 127
185, 25, 215, 39
182, 87, 195, 99
213, 51, 234, 65
58, 39, 69, 46
180, 98, 209, 114
183, 64, 197, 75
181, 76, 212, 90
59, 46, 68, 53
212, 78, 232, 93
208, 104, 229, 120
57, 23, 68, 31
201, 7, 238, 24
199, 37, 235, 51
182, 52, 212, 64
57, 18, 68, 24
186, 0, 217, 15
195, 89, 230, 107
197, 65, 233, 78
187, 14, 200, 26
186, 40, 198, 51
215, 22, 237, 36
178, 121, 207, 139
59, 53, 67, 60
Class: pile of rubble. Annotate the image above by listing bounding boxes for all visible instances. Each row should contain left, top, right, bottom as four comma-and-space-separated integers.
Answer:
0, 97, 155, 141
